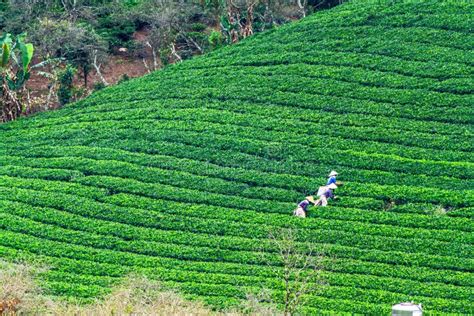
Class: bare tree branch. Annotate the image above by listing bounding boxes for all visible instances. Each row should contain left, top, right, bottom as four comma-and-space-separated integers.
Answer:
261, 228, 326, 316
92, 50, 108, 86
182, 33, 203, 54
145, 41, 159, 70
170, 42, 182, 62
297, 0, 307, 18
142, 58, 151, 74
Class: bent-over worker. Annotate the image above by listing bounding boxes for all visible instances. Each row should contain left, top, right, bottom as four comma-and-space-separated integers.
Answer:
293, 196, 316, 218
315, 183, 337, 207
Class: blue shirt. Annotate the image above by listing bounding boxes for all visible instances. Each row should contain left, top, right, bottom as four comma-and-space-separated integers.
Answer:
327, 176, 336, 185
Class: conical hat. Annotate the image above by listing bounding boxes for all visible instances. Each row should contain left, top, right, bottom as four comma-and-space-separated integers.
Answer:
328, 170, 338, 177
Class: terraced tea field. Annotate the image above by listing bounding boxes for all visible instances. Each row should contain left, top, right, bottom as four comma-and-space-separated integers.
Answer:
0, 0, 473, 314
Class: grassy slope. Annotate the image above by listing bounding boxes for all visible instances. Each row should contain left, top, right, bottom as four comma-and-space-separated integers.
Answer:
0, 0, 473, 314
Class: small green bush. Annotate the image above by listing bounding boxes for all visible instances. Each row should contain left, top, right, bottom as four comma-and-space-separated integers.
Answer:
93, 82, 106, 91
57, 65, 76, 106
208, 30, 223, 49
191, 22, 207, 32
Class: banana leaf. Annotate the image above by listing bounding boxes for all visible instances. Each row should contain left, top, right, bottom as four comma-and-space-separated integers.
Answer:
18, 42, 34, 73
0, 33, 13, 46
1, 42, 10, 68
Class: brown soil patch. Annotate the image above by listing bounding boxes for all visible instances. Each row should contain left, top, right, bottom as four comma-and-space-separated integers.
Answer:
25, 29, 153, 111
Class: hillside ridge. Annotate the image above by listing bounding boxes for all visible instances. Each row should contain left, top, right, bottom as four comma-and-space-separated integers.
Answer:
0, 0, 473, 314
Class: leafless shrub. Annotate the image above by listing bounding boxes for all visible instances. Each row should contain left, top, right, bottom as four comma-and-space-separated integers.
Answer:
259, 228, 327, 316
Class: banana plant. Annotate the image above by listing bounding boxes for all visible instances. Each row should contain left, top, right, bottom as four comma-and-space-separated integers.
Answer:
0, 33, 34, 122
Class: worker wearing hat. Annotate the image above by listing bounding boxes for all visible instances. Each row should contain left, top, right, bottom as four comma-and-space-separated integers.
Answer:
327, 170, 338, 186
315, 183, 338, 207
293, 196, 316, 218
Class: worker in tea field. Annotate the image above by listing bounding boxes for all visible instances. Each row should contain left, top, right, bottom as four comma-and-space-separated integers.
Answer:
314, 183, 338, 207
327, 170, 338, 186
293, 196, 316, 218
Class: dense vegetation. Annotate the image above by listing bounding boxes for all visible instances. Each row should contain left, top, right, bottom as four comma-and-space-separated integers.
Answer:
0, 0, 473, 314
1, 0, 342, 119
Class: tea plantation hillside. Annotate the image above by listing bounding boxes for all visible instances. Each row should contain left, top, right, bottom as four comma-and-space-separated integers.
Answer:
0, 0, 473, 314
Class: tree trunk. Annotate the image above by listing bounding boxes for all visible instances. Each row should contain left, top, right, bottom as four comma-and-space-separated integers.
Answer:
284, 266, 291, 316
1, 81, 22, 122
93, 51, 109, 86
145, 41, 159, 70
45, 83, 56, 109
83, 65, 88, 88
297, 0, 306, 18
170, 43, 182, 63
242, 2, 255, 38
227, 1, 240, 43
142, 58, 151, 74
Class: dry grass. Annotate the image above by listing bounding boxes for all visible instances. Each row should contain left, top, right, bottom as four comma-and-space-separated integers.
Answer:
0, 261, 280, 315
50, 275, 219, 316
0, 260, 48, 315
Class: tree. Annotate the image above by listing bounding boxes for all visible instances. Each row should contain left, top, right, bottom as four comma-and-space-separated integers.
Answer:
57, 64, 76, 106
33, 57, 65, 109
220, 0, 302, 43
132, 0, 213, 70
0, 33, 34, 122
208, 30, 223, 50
59, 0, 96, 23
201, 0, 226, 25
132, 1, 179, 71
261, 228, 326, 316
29, 17, 108, 88
233, 0, 261, 38
1, 1, 48, 35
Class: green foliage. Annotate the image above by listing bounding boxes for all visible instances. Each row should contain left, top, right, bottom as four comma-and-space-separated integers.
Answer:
57, 64, 76, 106
93, 81, 106, 91
0, 0, 473, 314
97, 15, 136, 49
191, 22, 207, 32
0, 32, 34, 121
208, 30, 223, 49
29, 18, 108, 88
0, 0, 328, 70
16, 34, 34, 73
0, 33, 33, 89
